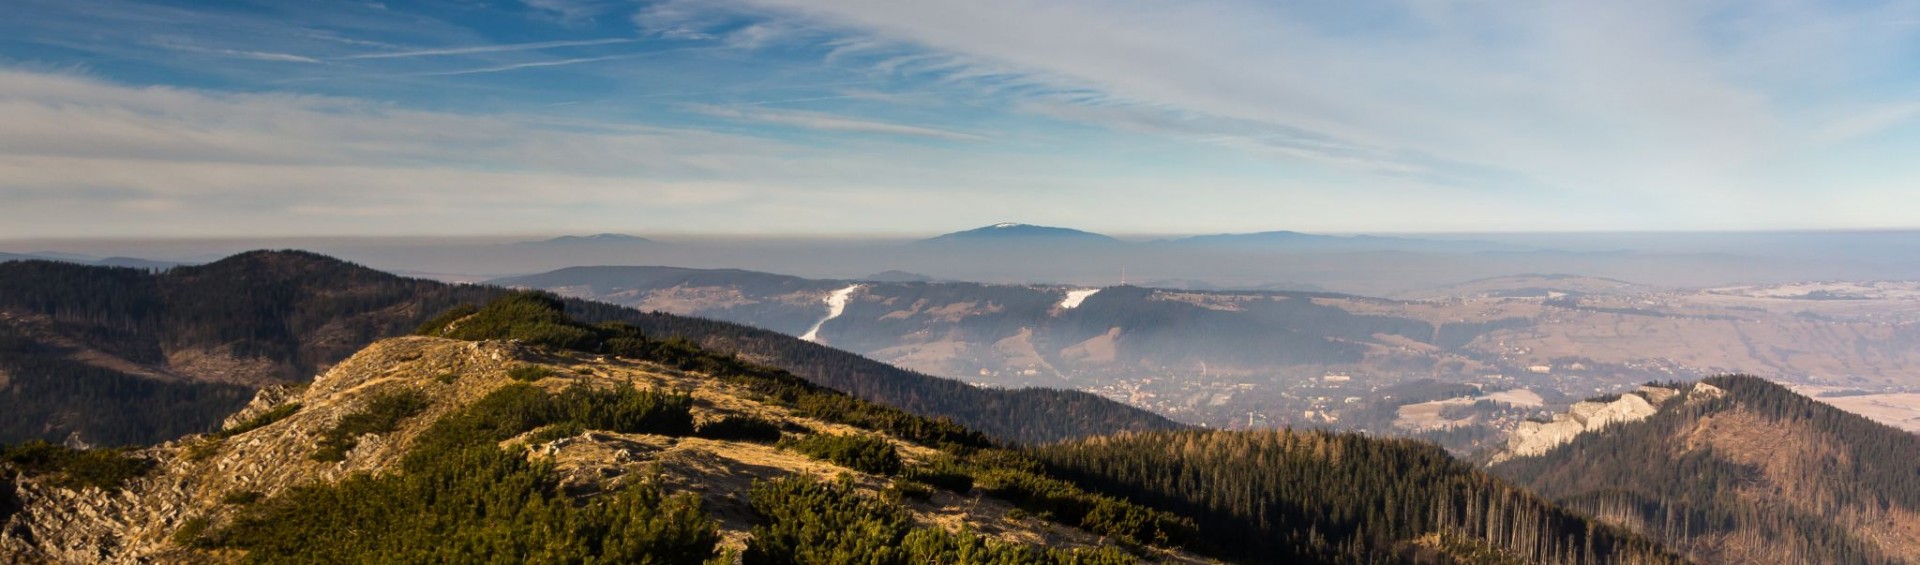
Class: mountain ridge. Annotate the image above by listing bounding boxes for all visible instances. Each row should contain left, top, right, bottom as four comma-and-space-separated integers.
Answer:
920, 223, 1124, 245
519, 233, 657, 246
1490, 376, 1920, 565
0, 251, 1175, 446
1, 293, 1694, 564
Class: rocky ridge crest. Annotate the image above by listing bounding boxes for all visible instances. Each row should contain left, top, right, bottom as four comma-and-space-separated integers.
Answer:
1493, 383, 1725, 463
3, 336, 1200, 564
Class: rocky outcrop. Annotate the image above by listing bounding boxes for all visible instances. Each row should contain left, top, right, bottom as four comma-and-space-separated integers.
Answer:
1493, 386, 1681, 463
1688, 382, 1725, 403
3, 336, 1204, 564
0, 338, 535, 564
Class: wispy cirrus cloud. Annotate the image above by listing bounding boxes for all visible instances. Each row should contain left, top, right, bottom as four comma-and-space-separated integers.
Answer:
337, 37, 635, 60
688, 103, 986, 141
520, 0, 626, 23
151, 40, 324, 63
636, 0, 1920, 220
0, 67, 1127, 237
6, 0, 1920, 237
416, 54, 637, 76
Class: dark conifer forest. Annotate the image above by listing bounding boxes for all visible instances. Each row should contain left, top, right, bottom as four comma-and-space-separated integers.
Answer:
1492, 376, 1920, 564
0, 251, 1175, 445
1030, 429, 1689, 565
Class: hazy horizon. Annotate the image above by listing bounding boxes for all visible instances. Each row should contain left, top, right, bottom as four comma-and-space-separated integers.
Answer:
9, 227, 1920, 298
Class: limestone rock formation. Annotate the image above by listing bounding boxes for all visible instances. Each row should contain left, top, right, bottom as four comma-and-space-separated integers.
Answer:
1493, 385, 1683, 463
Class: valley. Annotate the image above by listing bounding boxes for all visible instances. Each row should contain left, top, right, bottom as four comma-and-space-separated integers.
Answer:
6, 251, 1920, 563
496, 265, 1920, 448
1789, 385, 1920, 433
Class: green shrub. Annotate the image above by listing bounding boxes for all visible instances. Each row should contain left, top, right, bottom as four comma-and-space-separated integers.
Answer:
311, 390, 430, 462
695, 415, 784, 443
0, 477, 16, 526
552, 385, 694, 436
970, 460, 1194, 549
904, 459, 974, 494
0, 441, 153, 491
183, 438, 222, 462
189, 402, 304, 462
507, 365, 556, 382
413, 303, 478, 336
430, 292, 600, 350
405, 384, 557, 458
886, 479, 934, 502
524, 422, 584, 445
743, 475, 1132, 565
744, 475, 909, 564
172, 516, 214, 548
787, 434, 902, 475
404, 383, 694, 463
221, 490, 264, 505
433, 372, 458, 385
215, 403, 302, 440
898, 528, 1135, 564
215, 384, 720, 564
500, 383, 697, 445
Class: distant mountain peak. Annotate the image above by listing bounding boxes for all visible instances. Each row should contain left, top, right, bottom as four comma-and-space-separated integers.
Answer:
550, 233, 650, 243
922, 223, 1120, 244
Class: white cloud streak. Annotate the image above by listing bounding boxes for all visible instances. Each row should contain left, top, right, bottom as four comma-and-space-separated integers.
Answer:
689, 103, 985, 140
645, 0, 1920, 214
337, 37, 634, 60
0, 67, 1125, 237
8, 2, 1920, 236
417, 54, 636, 76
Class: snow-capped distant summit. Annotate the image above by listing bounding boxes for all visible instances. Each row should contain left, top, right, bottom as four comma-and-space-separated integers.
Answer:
920, 223, 1121, 245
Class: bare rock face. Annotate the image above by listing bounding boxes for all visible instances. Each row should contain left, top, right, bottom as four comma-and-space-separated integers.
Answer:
1493, 386, 1680, 463
1635, 385, 1680, 405
1689, 382, 1726, 403
219, 384, 298, 431
0, 337, 534, 564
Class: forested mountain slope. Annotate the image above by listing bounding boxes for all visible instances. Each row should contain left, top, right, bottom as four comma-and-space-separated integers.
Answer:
1, 294, 1190, 563
1491, 376, 1920, 565
1031, 429, 1688, 565
0, 251, 1174, 446
0, 251, 494, 445
3, 293, 1688, 564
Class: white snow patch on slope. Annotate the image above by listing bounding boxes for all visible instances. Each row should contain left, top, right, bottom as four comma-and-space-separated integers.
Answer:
800, 284, 860, 342
1059, 288, 1101, 309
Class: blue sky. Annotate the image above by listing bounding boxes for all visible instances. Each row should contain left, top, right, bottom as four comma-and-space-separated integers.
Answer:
2, 0, 1919, 238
